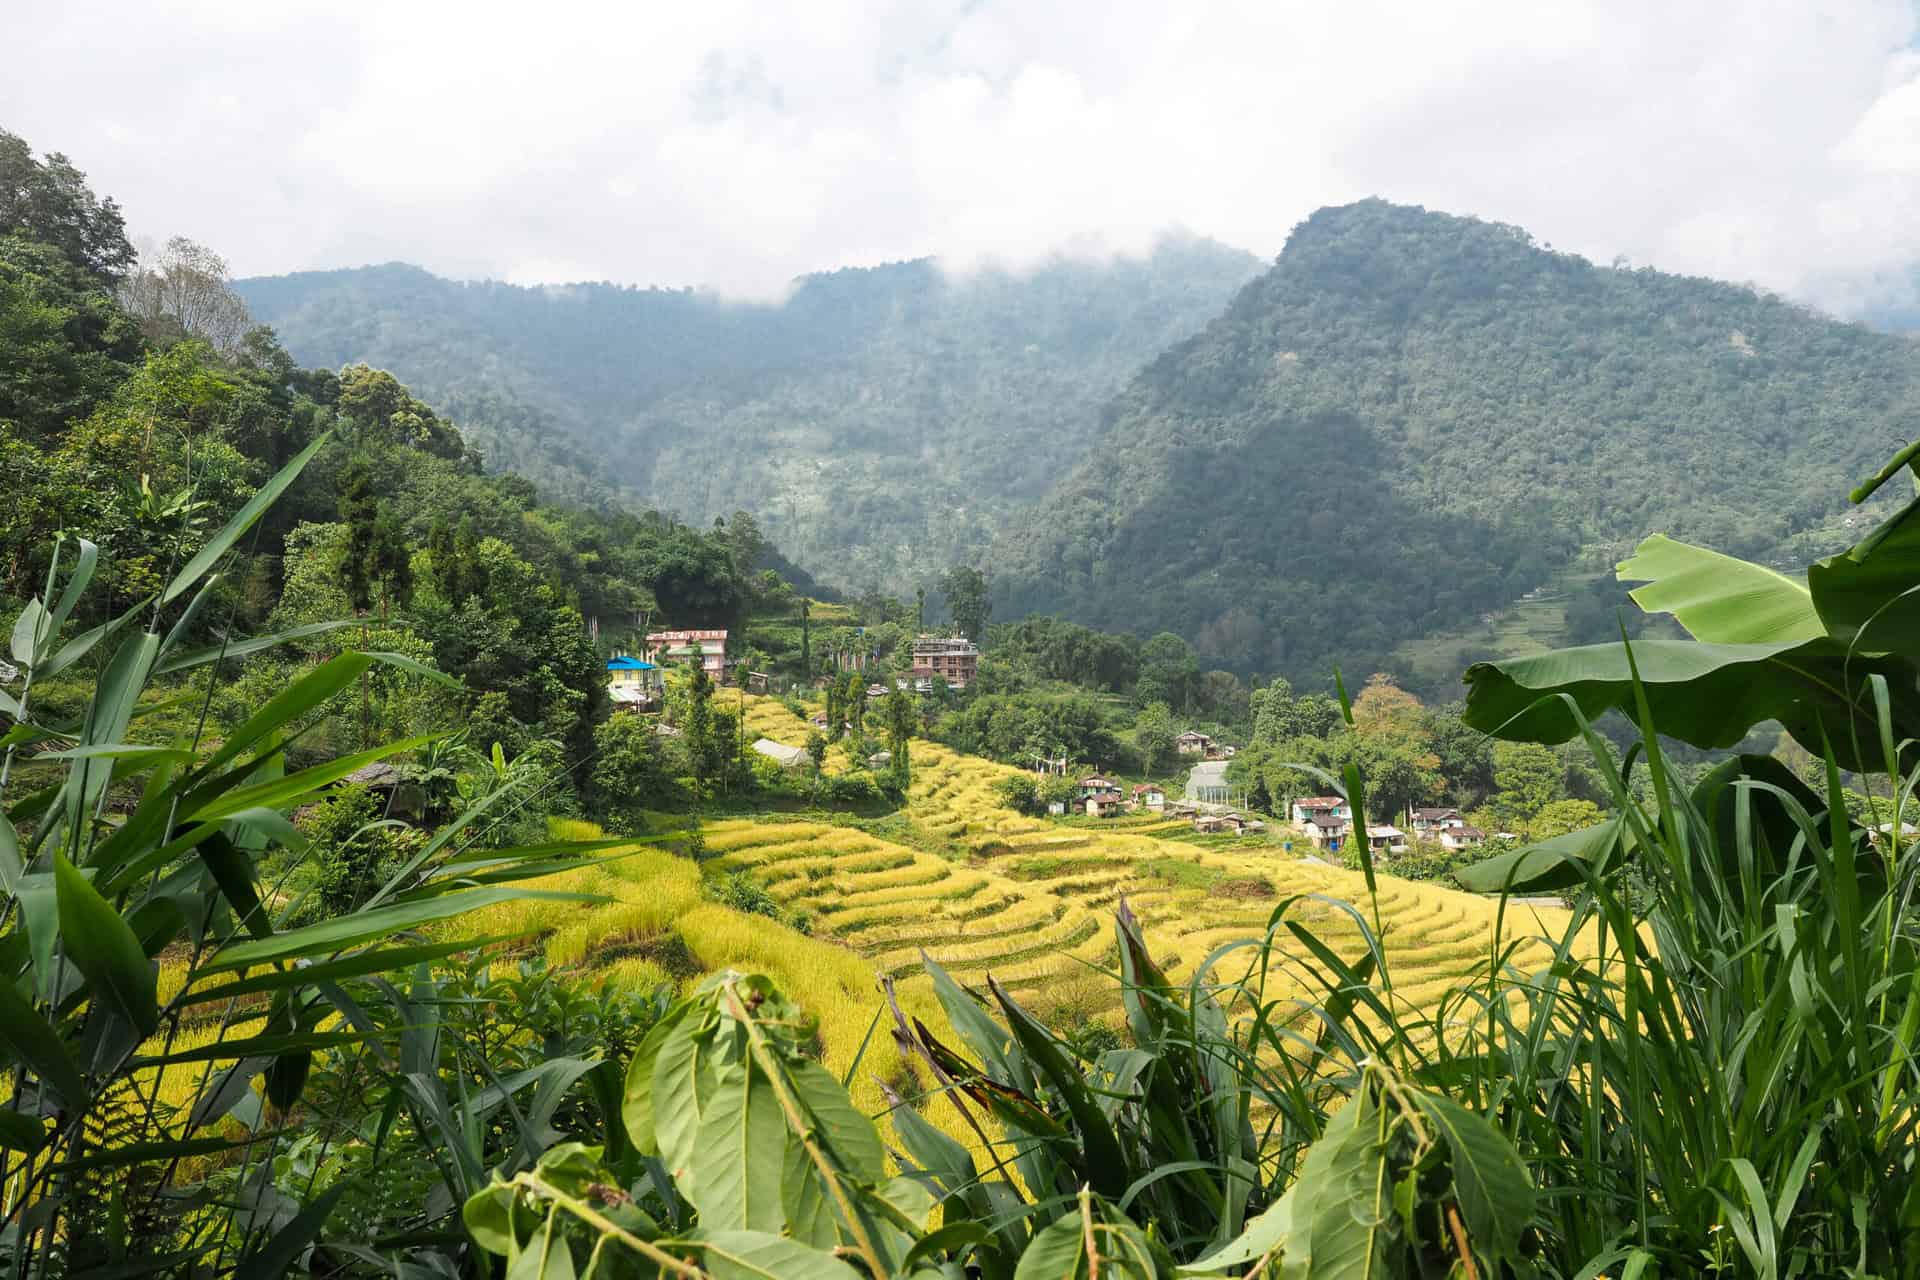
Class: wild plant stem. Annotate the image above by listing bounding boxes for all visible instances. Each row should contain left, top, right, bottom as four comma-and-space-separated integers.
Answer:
506, 1171, 705, 1277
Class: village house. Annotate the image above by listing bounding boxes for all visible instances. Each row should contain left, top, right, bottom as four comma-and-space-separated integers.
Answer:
1077, 775, 1122, 802
1408, 807, 1464, 838
1366, 825, 1409, 855
1290, 795, 1347, 826
605, 654, 662, 710
1086, 792, 1125, 818
1131, 783, 1166, 812
1193, 812, 1247, 835
1299, 815, 1346, 853
910, 635, 979, 689
1437, 825, 1487, 851
1175, 730, 1212, 756
645, 628, 730, 679
1291, 795, 1349, 853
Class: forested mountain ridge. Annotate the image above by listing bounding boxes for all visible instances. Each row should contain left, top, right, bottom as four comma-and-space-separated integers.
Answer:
994, 198, 1920, 682
236, 239, 1264, 590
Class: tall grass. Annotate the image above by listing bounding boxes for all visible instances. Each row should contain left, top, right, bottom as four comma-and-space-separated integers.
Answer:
1234, 703, 1920, 1275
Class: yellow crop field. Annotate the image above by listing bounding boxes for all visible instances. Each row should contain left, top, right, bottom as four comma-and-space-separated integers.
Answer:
695, 703, 1591, 1051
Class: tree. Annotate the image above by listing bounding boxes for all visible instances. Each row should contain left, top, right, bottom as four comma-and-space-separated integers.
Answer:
825, 675, 844, 743
885, 685, 913, 791
591, 714, 677, 829
799, 596, 812, 677
1135, 702, 1176, 775
0, 129, 136, 285
848, 672, 869, 737
1351, 673, 1423, 731
1525, 797, 1605, 841
940, 565, 992, 642
1246, 772, 1273, 815
337, 459, 377, 614
1136, 632, 1200, 712
371, 506, 414, 616
685, 661, 716, 802
117, 236, 252, 353
804, 730, 827, 774
1490, 740, 1563, 828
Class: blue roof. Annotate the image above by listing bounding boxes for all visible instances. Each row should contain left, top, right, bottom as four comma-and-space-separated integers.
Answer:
606, 656, 656, 671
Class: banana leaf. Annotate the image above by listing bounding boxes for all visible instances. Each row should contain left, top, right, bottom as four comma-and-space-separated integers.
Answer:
1620, 533, 1822, 645
1462, 637, 1917, 772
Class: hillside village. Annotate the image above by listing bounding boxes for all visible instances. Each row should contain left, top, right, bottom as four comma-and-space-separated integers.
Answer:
606, 621, 1508, 874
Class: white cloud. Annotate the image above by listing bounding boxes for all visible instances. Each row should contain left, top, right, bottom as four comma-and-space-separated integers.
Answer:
5, 0, 1919, 310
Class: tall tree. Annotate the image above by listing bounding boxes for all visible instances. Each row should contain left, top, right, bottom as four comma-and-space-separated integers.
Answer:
799, 596, 811, 678
0, 129, 136, 285
685, 655, 715, 803
337, 459, 378, 614
1135, 702, 1175, 775
939, 565, 992, 643
371, 506, 414, 617
885, 685, 913, 791
117, 236, 252, 353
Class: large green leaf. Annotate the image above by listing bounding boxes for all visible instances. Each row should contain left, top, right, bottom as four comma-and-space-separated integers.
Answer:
66, 631, 161, 833
1012, 1199, 1167, 1279
153, 620, 363, 676
988, 976, 1129, 1200
1178, 1190, 1293, 1274
1808, 488, 1920, 651
1619, 534, 1822, 645
1409, 1092, 1534, 1269
0, 1109, 49, 1155
650, 1005, 726, 1176
787, 1058, 887, 1184
685, 1065, 788, 1232
0, 971, 85, 1108
55, 853, 159, 1038
621, 999, 692, 1155
1462, 637, 1911, 771
681, 1229, 863, 1280
1283, 1085, 1391, 1278
183, 733, 437, 823
1453, 817, 1627, 894
178, 933, 524, 1006
201, 887, 602, 971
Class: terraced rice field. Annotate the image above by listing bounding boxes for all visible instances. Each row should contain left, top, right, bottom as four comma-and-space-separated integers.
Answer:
717, 697, 1593, 1046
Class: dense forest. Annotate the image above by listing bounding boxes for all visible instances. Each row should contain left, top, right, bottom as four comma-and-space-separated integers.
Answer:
0, 128, 801, 819
994, 199, 1920, 680
235, 241, 1262, 592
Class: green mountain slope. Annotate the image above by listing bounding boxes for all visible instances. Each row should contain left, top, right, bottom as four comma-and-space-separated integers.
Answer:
994, 199, 1920, 683
235, 239, 1263, 589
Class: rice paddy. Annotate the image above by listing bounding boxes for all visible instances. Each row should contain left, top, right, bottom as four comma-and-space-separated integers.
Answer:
702, 695, 1593, 1049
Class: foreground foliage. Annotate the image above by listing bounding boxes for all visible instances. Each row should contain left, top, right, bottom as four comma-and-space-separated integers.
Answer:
0, 445, 616, 1273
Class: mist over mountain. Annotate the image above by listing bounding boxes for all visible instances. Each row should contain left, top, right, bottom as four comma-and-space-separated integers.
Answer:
993, 200, 1920, 682
236, 239, 1264, 590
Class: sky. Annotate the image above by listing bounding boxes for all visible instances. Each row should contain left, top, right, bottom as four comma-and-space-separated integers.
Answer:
8, 0, 1920, 312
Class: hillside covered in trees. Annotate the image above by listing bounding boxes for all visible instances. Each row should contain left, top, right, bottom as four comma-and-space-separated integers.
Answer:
994, 199, 1920, 681
235, 240, 1263, 591
0, 127, 797, 800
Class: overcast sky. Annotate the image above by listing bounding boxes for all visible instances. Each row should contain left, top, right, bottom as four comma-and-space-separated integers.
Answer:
8, 0, 1920, 311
